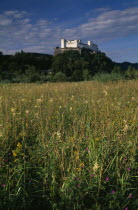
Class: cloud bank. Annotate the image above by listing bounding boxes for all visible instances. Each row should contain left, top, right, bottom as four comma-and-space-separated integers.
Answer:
0, 7, 138, 61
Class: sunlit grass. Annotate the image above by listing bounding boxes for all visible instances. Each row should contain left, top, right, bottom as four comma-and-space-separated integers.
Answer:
0, 81, 138, 209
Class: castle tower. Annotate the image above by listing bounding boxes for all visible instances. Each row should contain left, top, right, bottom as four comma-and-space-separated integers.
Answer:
61, 39, 66, 48
88, 41, 92, 46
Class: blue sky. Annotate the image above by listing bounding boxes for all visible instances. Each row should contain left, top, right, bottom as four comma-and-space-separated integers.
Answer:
0, 0, 138, 62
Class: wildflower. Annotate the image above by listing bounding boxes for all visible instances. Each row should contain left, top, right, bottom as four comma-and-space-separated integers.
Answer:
56, 132, 61, 138
75, 177, 79, 181
2, 184, 6, 187
85, 147, 90, 152
12, 151, 17, 157
76, 168, 81, 171
3, 159, 8, 162
111, 190, 115, 194
128, 194, 132, 198
124, 207, 129, 210
90, 174, 95, 177
79, 162, 84, 168
105, 177, 109, 181
95, 138, 100, 141
37, 98, 42, 103
75, 156, 79, 160
77, 184, 80, 187
93, 162, 99, 172
122, 124, 129, 132
74, 151, 79, 155
29, 179, 32, 183
127, 167, 131, 171
103, 90, 108, 96
17, 142, 22, 148
11, 108, 15, 112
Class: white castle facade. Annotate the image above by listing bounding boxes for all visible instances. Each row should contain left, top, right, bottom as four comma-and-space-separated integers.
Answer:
54, 39, 98, 55
61, 39, 98, 52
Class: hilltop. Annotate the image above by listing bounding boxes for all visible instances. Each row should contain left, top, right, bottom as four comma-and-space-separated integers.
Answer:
0, 49, 137, 83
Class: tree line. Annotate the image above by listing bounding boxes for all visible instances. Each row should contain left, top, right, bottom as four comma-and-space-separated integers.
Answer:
0, 49, 138, 83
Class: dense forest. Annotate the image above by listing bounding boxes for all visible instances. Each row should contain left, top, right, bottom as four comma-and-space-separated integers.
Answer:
0, 49, 138, 83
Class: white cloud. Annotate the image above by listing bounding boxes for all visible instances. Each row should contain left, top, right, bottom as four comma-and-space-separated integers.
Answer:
0, 14, 12, 25
77, 7, 138, 40
0, 7, 138, 62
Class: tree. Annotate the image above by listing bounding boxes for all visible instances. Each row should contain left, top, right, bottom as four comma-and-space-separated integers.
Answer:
112, 65, 121, 73
54, 72, 67, 82
71, 69, 83, 81
25, 65, 40, 82
125, 66, 137, 79
82, 69, 91, 81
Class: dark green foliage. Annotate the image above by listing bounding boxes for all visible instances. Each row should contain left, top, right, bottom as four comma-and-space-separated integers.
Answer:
93, 72, 125, 82
125, 66, 138, 79
0, 49, 138, 82
118, 61, 138, 71
82, 69, 92, 81
0, 51, 53, 83
54, 72, 67, 82
52, 50, 115, 80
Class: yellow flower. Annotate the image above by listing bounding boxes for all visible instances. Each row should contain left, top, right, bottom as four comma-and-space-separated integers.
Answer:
76, 168, 81, 171
11, 108, 15, 112
79, 162, 85, 168
74, 151, 79, 155
12, 151, 17, 157
76, 156, 79, 160
17, 142, 22, 148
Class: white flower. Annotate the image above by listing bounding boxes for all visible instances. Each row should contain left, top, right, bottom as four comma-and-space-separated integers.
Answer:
122, 124, 129, 131
93, 162, 99, 172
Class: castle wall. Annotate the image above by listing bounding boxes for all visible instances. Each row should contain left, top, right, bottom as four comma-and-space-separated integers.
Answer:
90, 44, 98, 52
66, 40, 78, 48
56, 39, 98, 55
54, 48, 81, 55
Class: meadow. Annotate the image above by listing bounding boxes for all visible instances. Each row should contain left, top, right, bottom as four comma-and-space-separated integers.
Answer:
0, 81, 138, 209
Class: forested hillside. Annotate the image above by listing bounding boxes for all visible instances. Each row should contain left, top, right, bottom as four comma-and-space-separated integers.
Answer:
0, 49, 137, 82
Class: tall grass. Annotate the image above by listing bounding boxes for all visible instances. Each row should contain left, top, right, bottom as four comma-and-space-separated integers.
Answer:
0, 81, 138, 209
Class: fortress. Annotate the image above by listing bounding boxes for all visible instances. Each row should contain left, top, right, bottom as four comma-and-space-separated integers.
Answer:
54, 39, 98, 55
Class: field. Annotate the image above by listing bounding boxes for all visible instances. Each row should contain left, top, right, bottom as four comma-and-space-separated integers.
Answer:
0, 81, 138, 209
